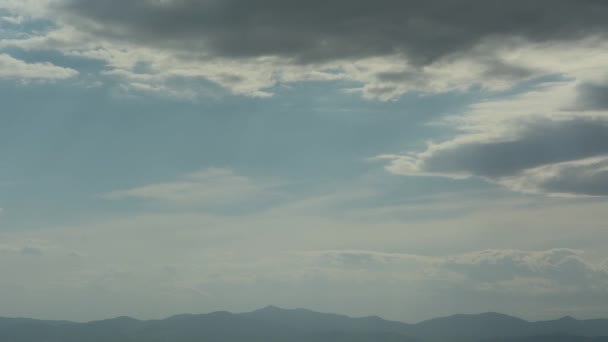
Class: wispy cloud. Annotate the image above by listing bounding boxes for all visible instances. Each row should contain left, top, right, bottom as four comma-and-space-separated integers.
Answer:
102, 168, 280, 206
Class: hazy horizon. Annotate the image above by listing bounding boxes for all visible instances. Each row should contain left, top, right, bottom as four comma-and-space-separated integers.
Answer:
3, 305, 608, 342
0, 304, 605, 324
1, 0, 608, 324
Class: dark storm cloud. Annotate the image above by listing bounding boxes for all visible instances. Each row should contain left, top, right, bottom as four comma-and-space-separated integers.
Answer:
57, 0, 608, 64
422, 119, 608, 178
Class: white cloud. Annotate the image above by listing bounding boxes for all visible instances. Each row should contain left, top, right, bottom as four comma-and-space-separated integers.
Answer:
0, 15, 24, 25
0, 0, 52, 18
0, 53, 78, 81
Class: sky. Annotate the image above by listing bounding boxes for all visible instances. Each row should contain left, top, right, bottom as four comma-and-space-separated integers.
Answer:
1, 0, 608, 323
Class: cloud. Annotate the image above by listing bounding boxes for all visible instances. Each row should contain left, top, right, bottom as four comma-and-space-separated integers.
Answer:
0, 240, 51, 256
0, 0, 53, 18
443, 249, 600, 284
20, 246, 44, 256
3, 196, 608, 321
501, 156, 608, 196
0, 15, 25, 25
381, 75, 608, 196
56, 0, 608, 65
382, 119, 608, 196
300, 250, 433, 270
52, 0, 603, 99
103, 168, 279, 206
0, 53, 78, 81
305, 248, 608, 295
575, 82, 608, 110
0, 1, 604, 99
418, 118, 608, 178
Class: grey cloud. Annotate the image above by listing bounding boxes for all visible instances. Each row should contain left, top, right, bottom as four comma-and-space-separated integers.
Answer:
542, 168, 608, 196
217, 73, 245, 85
422, 119, 608, 178
376, 71, 423, 83
377, 60, 536, 84
0, 245, 45, 256
365, 85, 399, 97
575, 83, 608, 111
519, 157, 608, 196
20, 246, 44, 256
384, 117, 608, 196
57, 0, 608, 65
480, 59, 538, 81
372, 59, 537, 95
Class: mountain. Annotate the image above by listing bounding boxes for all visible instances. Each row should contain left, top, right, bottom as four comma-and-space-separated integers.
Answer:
484, 335, 608, 342
0, 307, 606, 342
242, 305, 412, 333
531, 316, 608, 337
408, 312, 532, 341
241, 307, 608, 341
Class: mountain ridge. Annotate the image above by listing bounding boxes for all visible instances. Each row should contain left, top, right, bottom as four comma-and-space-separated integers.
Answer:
0, 307, 607, 342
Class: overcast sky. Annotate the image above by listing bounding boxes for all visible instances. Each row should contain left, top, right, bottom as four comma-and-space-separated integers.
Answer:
1, 0, 608, 323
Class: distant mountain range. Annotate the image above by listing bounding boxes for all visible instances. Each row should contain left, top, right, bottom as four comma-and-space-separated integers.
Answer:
1, 306, 607, 342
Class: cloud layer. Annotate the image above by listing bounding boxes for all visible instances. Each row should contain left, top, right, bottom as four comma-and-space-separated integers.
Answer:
2, 218, 607, 321
307, 248, 608, 295
2, 0, 605, 99
57, 0, 608, 64
382, 75, 608, 196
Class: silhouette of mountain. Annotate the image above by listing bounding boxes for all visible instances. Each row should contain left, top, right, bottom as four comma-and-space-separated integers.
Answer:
531, 316, 608, 337
484, 335, 608, 342
0, 307, 606, 342
242, 305, 412, 333
409, 312, 531, 341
